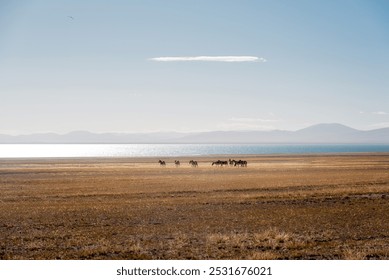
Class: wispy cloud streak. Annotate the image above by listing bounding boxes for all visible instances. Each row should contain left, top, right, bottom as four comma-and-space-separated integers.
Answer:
150, 56, 265, 62
218, 116, 280, 131
229, 117, 278, 123
370, 122, 389, 128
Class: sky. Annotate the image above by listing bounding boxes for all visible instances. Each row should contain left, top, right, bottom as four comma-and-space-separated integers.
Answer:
0, 0, 389, 134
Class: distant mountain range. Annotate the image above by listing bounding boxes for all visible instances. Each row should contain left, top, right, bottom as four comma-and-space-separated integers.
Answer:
1, 123, 389, 144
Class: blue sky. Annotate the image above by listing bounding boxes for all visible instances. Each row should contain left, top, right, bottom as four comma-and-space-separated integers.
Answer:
0, 0, 388, 134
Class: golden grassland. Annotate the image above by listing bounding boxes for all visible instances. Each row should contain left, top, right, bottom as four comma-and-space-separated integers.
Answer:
0, 153, 389, 259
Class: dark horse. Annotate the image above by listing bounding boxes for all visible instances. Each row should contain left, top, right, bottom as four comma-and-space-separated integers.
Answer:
189, 160, 198, 167
158, 160, 166, 166
174, 160, 180, 167
234, 160, 247, 167
212, 160, 228, 166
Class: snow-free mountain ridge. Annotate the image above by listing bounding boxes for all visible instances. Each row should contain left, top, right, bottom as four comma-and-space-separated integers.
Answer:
1, 123, 388, 144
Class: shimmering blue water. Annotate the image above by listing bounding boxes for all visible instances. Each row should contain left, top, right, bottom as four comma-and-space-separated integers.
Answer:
1, 144, 389, 158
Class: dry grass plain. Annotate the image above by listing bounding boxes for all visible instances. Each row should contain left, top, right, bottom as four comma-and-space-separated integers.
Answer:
0, 153, 389, 260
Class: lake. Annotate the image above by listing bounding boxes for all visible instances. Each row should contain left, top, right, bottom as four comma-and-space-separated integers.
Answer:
1, 144, 389, 158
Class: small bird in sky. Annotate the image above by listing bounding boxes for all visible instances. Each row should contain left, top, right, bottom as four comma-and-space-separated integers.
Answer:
67, 16, 74, 20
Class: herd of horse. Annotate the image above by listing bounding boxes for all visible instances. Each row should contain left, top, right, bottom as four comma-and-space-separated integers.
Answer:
212, 159, 248, 167
158, 158, 247, 167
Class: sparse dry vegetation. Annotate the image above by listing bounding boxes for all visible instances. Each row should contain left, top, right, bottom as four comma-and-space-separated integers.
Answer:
0, 154, 389, 259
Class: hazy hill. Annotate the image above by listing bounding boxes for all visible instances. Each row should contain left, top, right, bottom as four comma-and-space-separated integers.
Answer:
1, 123, 389, 144
174, 124, 389, 143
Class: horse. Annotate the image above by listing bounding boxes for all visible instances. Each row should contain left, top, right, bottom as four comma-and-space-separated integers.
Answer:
189, 160, 198, 167
234, 160, 247, 167
212, 160, 228, 166
174, 160, 180, 167
158, 160, 166, 166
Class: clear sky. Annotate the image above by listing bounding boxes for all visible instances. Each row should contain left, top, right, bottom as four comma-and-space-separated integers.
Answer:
1, 0, 389, 134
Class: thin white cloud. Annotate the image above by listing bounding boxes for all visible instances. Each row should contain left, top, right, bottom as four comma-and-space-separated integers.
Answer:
372, 111, 389, 115
149, 56, 265, 62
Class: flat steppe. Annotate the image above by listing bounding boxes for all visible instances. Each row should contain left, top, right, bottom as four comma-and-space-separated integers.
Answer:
0, 154, 388, 259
